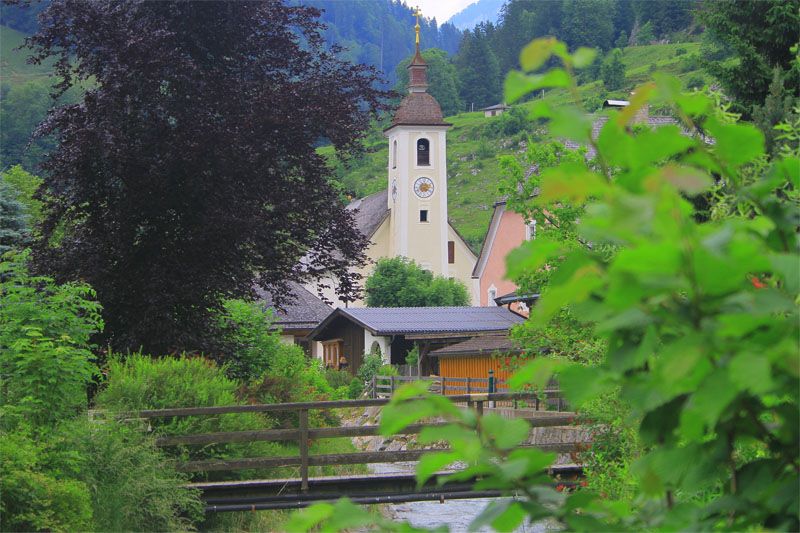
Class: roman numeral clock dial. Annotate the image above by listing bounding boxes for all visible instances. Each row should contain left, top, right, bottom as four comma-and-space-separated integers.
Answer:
413, 177, 434, 198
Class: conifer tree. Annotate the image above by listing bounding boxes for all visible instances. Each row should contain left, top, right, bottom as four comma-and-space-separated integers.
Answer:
455, 25, 501, 109
601, 48, 626, 90
0, 181, 29, 254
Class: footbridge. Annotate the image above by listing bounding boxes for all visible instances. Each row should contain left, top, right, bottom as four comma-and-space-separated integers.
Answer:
134, 392, 584, 512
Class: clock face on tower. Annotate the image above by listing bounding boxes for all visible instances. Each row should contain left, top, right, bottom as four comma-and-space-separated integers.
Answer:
413, 177, 434, 198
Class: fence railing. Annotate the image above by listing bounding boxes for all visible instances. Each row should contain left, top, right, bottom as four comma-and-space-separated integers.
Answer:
369, 375, 568, 411
136, 393, 576, 491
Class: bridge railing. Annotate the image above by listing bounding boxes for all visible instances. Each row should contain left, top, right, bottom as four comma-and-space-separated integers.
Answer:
135, 393, 576, 492
370, 375, 569, 411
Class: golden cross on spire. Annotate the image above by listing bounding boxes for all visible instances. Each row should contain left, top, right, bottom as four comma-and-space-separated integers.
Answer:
413, 6, 422, 46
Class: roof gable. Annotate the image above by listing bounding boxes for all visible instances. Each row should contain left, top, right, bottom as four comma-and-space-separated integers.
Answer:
472, 201, 506, 278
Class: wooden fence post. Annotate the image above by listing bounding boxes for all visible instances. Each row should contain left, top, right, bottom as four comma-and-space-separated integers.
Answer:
371, 376, 376, 399
466, 377, 471, 395
477, 400, 484, 417
441, 377, 446, 396
390, 376, 395, 396
299, 409, 309, 492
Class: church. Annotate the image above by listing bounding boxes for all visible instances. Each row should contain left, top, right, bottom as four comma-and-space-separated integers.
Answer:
312, 23, 479, 307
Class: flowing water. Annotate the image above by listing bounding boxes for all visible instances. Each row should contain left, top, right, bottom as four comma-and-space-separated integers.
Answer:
369, 462, 555, 533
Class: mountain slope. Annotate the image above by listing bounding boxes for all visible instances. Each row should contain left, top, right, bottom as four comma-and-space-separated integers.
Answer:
447, 0, 504, 30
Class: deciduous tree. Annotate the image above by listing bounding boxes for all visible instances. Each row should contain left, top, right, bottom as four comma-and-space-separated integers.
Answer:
365, 257, 470, 307
25, 0, 390, 354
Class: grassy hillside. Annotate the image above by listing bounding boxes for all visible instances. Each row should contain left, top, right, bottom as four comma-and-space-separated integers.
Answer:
325, 42, 715, 251
0, 24, 53, 86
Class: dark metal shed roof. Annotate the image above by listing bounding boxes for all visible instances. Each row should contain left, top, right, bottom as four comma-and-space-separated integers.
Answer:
308, 306, 525, 339
429, 334, 523, 358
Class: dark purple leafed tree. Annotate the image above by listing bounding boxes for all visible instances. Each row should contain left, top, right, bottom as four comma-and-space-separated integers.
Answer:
25, 0, 390, 354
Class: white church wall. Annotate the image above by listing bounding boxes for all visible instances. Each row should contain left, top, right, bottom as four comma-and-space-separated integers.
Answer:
448, 224, 479, 305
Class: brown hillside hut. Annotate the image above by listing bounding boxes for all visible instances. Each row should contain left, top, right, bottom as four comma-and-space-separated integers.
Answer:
429, 334, 526, 383
305, 307, 525, 375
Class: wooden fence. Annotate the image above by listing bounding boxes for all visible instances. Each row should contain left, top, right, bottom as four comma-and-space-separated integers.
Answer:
136, 393, 576, 491
369, 375, 569, 411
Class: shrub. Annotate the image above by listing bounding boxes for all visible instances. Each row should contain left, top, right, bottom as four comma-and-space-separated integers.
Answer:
357, 353, 384, 384
52, 419, 203, 531
685, 73, 706, 90
404, 345, 420, 366
0, 430, 93, 532
217, 299, 283, 382
675, 46, 687, 56
324, 368, 353, 390
95, 354, 285, 478
0, 251, 102, 429
482, 106, 529, 138
347, 378, 364, 399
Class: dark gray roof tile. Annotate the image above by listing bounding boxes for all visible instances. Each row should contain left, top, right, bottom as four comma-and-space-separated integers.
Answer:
314, 306, 525, 337
255, 281, 332, 330
346, 189, 389, 239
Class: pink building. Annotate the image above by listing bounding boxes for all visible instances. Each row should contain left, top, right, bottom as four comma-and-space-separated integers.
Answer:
471, 201, 536, 315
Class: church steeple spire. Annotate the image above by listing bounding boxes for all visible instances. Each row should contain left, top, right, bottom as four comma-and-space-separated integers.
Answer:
408, 6, 428, 93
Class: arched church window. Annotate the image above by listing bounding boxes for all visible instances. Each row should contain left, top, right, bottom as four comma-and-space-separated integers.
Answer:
417, 138, 430, 166
392, 140, 397, 169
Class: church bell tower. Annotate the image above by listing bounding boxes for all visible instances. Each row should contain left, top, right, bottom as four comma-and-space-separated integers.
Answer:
384, 8, 452, 276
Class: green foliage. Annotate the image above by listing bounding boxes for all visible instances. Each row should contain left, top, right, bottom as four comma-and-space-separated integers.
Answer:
455, 24, 501, 109
699, 0, 800, 117
0, 180, 29, 253
1, 165, 43, 225
292, 38, 800, 532
578, 392, 641, 501
0, 80, 57, 169
395, 48, 463, 116
324, 367, 353, 390
217, 298, 282, 382
0, 430, 93, 532
356, 353, 386, 384
405, 344, 420, 366
0, 251, 102, 429
634, 21, 654, 46
561, 0, 616, 51
347, 378, 364, 399
51, 419, 203, 531
96, 354, 289, 478
481, 106, 530, 137
365, 257, 470, 307
601, 48, 626, 90
753, 69, 800, 155
614, 31, 627, 50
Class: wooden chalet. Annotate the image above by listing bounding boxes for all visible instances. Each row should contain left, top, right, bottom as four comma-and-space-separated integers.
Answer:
305, 306, 526, 375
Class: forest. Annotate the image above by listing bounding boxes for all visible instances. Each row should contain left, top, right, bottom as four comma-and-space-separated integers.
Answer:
1, 0, 799, 531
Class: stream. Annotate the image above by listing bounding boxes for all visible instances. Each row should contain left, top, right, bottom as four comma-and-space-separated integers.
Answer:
368, 461, 556, 532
